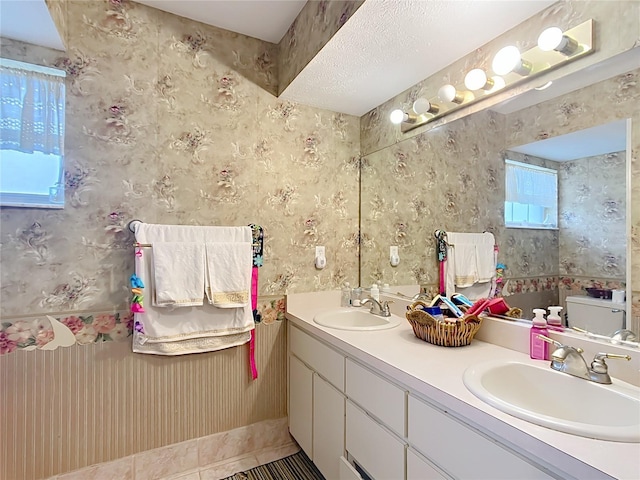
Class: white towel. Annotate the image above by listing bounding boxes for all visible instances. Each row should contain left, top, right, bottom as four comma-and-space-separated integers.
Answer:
453, 243, 478, 287
136, 223, 251, 244
132, 331, 251, 356
476, 242, 496, 284
446, 232, 496, 300
132, 223, 254, 356
152, 242, 205, 307
205, 242, 252, 308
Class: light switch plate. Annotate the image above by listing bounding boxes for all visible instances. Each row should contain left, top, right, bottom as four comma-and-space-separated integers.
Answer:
315, 246, 326, 269
390, 246, 400, 266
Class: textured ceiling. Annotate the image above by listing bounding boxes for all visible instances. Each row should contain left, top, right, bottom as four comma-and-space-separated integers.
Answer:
510, 119, 628, 162
279, 0, 556, 116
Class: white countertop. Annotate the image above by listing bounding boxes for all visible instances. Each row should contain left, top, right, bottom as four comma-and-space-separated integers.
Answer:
286, 291, 640, 480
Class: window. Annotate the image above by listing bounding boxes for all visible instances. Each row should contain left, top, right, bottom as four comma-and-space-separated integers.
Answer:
0, 58, 65, 208
505, 159, 558, 229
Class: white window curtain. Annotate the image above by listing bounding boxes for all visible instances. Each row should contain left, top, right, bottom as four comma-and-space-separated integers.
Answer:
505, 160, 557, 208
0, 65, 65, 155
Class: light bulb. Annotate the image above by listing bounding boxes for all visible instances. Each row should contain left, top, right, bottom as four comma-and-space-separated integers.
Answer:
412, 98, 430, 114
438, 85, 456, 102
537, 27, 563, 51
389, 109, 407, 125
537, 27, 579, 55
412, 98, 439, 115
464, 69, 493, 91
438, 84, 465, 104
492, 45, 532, 76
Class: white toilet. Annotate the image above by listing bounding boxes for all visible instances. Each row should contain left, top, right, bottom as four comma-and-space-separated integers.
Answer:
565, 295, 626, 336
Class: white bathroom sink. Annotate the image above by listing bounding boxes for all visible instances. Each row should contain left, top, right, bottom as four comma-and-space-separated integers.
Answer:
463, 360, 640, 442
314, 308, 402, 331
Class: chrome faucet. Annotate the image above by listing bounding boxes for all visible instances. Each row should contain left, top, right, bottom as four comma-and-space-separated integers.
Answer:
611, 329, 637, 343
411, 292, 430, 301
539, 335, 631, 384
361, 297, 393, 317
393, 291, 429, 302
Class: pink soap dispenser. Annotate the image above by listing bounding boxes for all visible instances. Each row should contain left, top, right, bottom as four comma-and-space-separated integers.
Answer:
530, 308, 549, 360
547, 306, 564, 332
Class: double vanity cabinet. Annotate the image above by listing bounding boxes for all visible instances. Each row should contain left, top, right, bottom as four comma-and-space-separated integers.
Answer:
286, 291, 640, 480
288, 322, 554, 480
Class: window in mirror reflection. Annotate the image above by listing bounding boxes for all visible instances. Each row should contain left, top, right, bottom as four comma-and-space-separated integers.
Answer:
505, 159, 557, 229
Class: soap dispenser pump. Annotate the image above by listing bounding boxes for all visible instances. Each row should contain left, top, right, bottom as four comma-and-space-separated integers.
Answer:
530, 308, 549, 360
547, 306, 563, 332
341, 282, 351, 307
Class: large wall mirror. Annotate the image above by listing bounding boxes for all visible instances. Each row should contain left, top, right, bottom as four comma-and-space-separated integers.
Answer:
359, 57, 637, 346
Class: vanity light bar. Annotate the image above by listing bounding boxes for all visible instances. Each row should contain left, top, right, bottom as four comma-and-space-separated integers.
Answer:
393, 19, 594, 133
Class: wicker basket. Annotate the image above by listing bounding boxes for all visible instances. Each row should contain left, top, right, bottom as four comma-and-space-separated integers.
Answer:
505, 307, 523, 319
405, 303, 482, 347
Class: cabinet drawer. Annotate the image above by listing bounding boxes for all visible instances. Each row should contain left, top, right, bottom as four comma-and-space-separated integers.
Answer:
339, 456, 363, 480
346, 358, 406, 436
407, 448, 448, 480
346, 400, 405, 480
408, 395, 552, 479
290, 325, 345, 391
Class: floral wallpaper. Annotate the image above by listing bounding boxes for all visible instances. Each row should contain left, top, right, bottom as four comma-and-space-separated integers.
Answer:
0, 311, 132, 355
278, 0, 364, 94
359, 105, 564, 291
503, 277, 558, 296
360, 109, 507, 288
0, 0, 360, 354
558, 151, 626, 280
0, 296, 286, 356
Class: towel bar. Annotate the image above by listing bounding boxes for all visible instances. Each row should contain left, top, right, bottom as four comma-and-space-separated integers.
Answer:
129, 222, 264, 264
133, 241, 262, 248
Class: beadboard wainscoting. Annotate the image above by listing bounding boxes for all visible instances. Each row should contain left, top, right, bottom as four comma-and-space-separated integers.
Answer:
0, 321, 287, 480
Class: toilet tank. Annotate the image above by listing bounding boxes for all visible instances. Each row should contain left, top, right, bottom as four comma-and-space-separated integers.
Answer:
566, 295, 625, 336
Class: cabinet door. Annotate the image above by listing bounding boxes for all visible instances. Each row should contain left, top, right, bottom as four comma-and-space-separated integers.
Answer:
289, 355, 313, 458
314, 375, 345, 480
407, 448, 448, 480
346, 400, 405, 480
